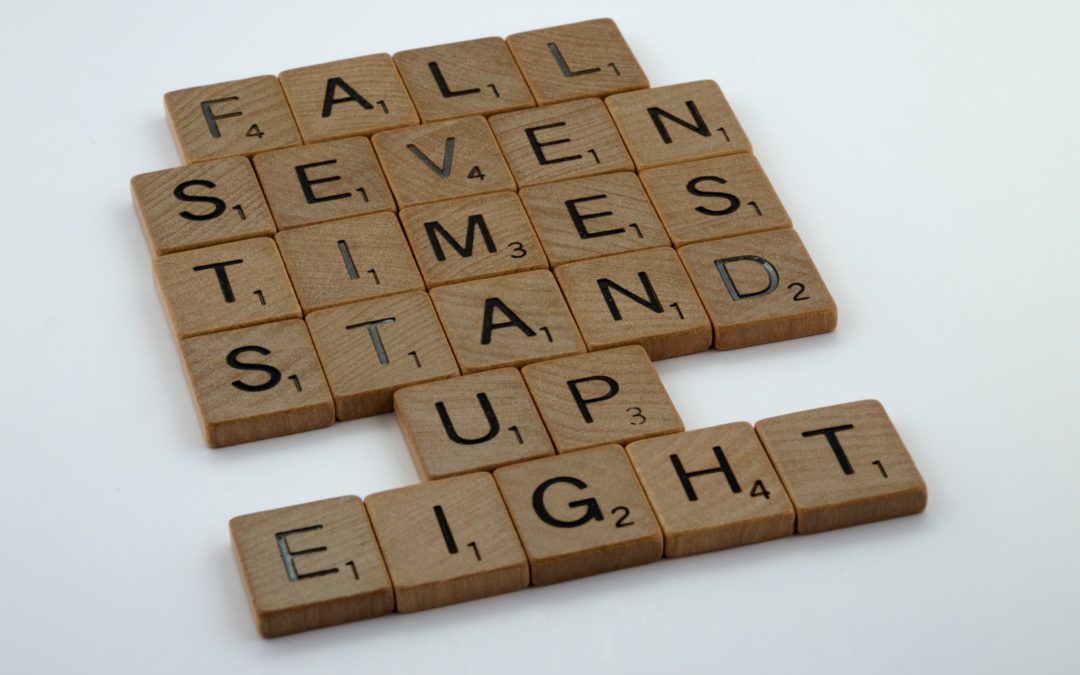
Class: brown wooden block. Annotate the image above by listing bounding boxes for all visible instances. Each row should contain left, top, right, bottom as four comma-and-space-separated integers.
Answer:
506, 19, 649, 105
518, 172, 670, 266
520, 346, 683, 453
306, 292, 459, 420
154, 237, 300, 339
181, 319, 335, 447
399, 192, 547, 287
625, 423, 795, 558
489, 98, 633, 187
394, 38, 535, 122
165, 75, 301, 164
365, 473, 529, 612
276, 212, 424, 314
253, 136, 394, 230
493, 445, 662, 585
755, 400, 928, 534
678, 229, 837, 350
279, 53, 419, 143
395, 368, 555, 481
606, 80, 752, 169
131, 157, 275, 256
429, 270, 585, 374
554, 248, 712, 360
229, 496, 393, 637
640, 153, 791, 246
372, 116, 515, 207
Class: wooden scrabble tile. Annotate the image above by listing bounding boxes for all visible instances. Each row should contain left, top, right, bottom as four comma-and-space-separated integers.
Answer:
506, 19, 649, 105
755, 400, 928, 534
230, 496, 393, 637
165, 75, 301, 164
678, 229, 837, 350
429, 270, 585, 374
554, 248, 712, 360
276, 212, 424, 314
154, 237, 300, 339
131, 157, 275, 256
394, 38, 535, 122
625, 424, 795, 558
395, 368, 555, 480
252, 136, 394, 230
399, 192, 547, 287
372, 116, 515, 207
640, 153, 791, 246
492, 445, 662, 585
606, 80, 752, 169
489, 98, 633, 187
305, 292, 459, 420
365, 473, 529, 612
518, 172, 670, 266
278, 53, 419, 143
520, 346, 683, 453
181, 319, 334, 447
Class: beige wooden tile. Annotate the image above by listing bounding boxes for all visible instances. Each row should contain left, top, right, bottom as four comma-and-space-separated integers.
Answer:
279, 53, 419, 143
276, 212, 424, 314
555, 248, 712, 360
489, 98, 633, 187
394, 37, 535, 122
429, 269, 585, 374
154, 237, 300, 339
493, 445, 662, 585
606, 80, 752, 169
520, 346, 683, 453
625, 423, 795, 558
165, 75, 301, 164
678, 229, 837, 350
395, 368, 555, 481
506, 19, 649, 105
372, 116, 515, 207
252, 136, 394, 230
131, 157, 275, 256
518, 172, 669, 266
399, 191, 547, 287
640, 153, 791, 246
366, 473, 529, 612
755, 400, 928, 534
181, 319, 334, 447
230, 496, 393, 637
306, 292, 459, 420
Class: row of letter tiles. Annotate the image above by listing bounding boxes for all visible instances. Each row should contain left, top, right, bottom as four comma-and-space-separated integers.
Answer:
231, 400, 928, 636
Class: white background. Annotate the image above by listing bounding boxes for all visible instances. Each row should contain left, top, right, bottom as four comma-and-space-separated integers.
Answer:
2, 1, 1077, 673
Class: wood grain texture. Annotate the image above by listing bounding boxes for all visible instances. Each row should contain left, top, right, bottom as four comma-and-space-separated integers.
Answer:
678, 229, 837, 350
154, 237, 301, 339
229, 496, 393, 637
492, 444, 662, 585
395, 368, 555, 480
165, 75, 300, 164
394, 37, 535, 122
755, 400, 928, 534
276, 212, 424, 314
520, 346, 683, 453
625, 423, 795, 558
518, 171, 670, 266
365, 473, 529, 612
506, 18, 649, 105
399, 191, 547, 287
606, 80, 752, 169
554, 247, 712, 360
305, 292, 459, 420
180, 319, 334, 447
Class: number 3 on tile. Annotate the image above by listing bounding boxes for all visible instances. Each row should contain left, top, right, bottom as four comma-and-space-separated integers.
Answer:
627, 407, 646, 425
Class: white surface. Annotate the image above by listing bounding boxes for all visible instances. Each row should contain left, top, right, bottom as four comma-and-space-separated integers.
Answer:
2, 1, 1078, 672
